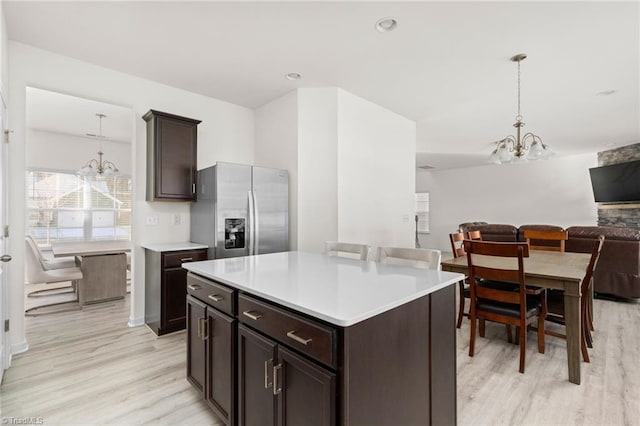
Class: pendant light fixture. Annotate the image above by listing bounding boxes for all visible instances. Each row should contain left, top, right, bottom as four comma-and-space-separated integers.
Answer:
489, 54, 553, 164
77, 113, 119, 177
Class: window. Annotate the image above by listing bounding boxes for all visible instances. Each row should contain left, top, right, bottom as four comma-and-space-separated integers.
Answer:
26, 170, 132, 247
415, 192, 429, 234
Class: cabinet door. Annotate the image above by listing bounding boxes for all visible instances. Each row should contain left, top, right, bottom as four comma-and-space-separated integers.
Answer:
186, 295, 207, 394
144, 110, 200, 201
205, 307, 236, 425
238, 325, 277, 426
162, 267, 188, 332
276, 346, 336, 426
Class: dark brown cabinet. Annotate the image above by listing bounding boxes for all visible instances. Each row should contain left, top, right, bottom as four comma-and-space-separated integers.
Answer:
143, 109, 201, 201
186, 272, 456, 426
145, 248, 207, 335
238, 325, 335, 426
187, 275, 237, 426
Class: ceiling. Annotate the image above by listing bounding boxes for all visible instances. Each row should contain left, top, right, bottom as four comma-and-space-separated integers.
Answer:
26, 87, 133, 144
6, 1, 639, 169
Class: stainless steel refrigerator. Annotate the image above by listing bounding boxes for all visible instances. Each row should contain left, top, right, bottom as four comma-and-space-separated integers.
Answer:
190, 162, 289, 259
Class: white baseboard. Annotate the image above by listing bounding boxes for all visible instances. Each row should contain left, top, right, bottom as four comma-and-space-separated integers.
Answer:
128, 316, 145, 327
11, 341, 29, 356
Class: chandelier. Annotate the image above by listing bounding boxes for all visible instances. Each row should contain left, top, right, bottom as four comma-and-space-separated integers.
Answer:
489, 54, 553, 164
77, 113, 119, 177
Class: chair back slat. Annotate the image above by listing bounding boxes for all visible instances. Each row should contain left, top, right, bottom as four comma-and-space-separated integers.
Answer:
325, 241, 370, 261
377, 247, 441, 270
524, 229, 568, 252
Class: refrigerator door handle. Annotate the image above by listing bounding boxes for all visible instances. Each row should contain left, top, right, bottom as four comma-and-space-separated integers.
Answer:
248, 190, 255, 255
253, 190, 260, 255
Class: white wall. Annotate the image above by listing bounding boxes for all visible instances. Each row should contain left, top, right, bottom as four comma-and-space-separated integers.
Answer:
254, 91, 299, 249
297, 88, 338, 252
8, 42, 254, 354
26, 129, 132, 175
255, 88, 415, 255
416, 153, 599, 251
337, 89, 416, 252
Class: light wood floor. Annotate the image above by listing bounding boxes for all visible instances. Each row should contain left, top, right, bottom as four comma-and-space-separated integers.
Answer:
2, 288, 639, 425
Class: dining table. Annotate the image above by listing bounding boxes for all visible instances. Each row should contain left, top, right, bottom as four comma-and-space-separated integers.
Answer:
52, 240, 132, 305
441, 250, 592, 385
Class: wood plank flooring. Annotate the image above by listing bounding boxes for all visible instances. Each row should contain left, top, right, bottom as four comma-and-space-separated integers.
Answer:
2, 288, 639, 425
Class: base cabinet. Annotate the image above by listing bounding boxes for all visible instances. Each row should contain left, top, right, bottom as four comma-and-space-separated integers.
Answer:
186, 272, 456, 426
145, 248, 207, 335
238, 325, 335, 426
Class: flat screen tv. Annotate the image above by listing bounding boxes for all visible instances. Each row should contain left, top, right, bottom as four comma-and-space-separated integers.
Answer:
589, 160, 640, 203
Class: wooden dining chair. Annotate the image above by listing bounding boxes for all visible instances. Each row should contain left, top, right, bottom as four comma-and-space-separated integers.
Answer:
523, 229, 568, 252
376, 247, 441, 270
545, 235, 604, 363
450, 232, 470, 328
325, 241, 370, 261
464, 240, 547, 373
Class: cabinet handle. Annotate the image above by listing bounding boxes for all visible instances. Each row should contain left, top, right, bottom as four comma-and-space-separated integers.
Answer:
242, 310, 263, 321
208, 294, 223, 302
264, 359, 273, 389
187, 284, 201, 291
286, 331, 312, 346
181, 257, 193, 262
273, 364, 282, 395
198, 318, 208, 340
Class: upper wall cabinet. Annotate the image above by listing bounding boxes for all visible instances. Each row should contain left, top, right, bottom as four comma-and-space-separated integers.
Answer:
143, 110, 201, 201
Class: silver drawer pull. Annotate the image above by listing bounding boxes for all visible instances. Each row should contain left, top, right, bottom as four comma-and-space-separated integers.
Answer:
187, 284, 201, 291
242, 310, 263, 321
286, 331, 312, 346
181, 257, 193, 262
208, 294, 223, 302
273, 364, 282, 395
264, 359, 273, 389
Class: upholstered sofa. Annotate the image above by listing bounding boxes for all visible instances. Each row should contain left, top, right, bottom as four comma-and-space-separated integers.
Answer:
458, 222, 640, 299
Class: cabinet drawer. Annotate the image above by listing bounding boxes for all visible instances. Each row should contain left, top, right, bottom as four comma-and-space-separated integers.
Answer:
238, 294, 337, 369
187, 273, 235, 316
163, 249, 207, 269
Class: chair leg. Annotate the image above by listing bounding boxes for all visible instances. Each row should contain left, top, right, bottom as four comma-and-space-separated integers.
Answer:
456, 280, 465, 328
581, 310, 591, 363
25, 300, 82, 316
506, 325, 513, 344
479, 319, 486, 337
519, 324, 527, 373
537, 316, 545, 354
469, 315, 476, 357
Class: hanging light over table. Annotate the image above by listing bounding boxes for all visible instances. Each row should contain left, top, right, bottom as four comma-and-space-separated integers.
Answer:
77, 113, 119, 177
489, 54, 553, 164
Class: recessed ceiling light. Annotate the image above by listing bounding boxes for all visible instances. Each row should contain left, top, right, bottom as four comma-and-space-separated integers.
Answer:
285, 72, 302, 81
596, 89, 616, 96
375, 17, 398, 33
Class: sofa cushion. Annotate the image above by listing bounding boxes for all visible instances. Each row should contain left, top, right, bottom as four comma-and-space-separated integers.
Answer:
465, 224, 518, 242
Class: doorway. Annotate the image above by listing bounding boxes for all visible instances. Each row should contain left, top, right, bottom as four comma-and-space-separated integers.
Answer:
24, 88, 134, 319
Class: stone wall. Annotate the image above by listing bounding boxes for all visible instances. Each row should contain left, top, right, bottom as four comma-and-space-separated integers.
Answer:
596, 143, 640, 229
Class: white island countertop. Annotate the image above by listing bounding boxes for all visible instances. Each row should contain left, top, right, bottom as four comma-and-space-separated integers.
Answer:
182, 251, 464, 327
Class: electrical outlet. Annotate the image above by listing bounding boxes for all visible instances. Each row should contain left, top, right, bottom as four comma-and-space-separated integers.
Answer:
173, 214, 181, 225
146, 215, 159, 226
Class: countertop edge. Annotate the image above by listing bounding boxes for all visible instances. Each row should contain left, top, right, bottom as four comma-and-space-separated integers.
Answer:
142, 242, 208, 252
183, 263, 463, 327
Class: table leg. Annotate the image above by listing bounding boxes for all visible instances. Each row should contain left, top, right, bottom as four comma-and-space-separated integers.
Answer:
564, 290, 581, 385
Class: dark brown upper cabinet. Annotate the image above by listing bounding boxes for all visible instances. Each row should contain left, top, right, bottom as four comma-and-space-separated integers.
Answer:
143, 110, 201, 201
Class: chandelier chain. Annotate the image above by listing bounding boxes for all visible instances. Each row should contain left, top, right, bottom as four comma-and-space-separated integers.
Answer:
516, 58, 521, 120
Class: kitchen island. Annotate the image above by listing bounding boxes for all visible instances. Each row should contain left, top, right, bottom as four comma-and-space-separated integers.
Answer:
183, 251, 463, 426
